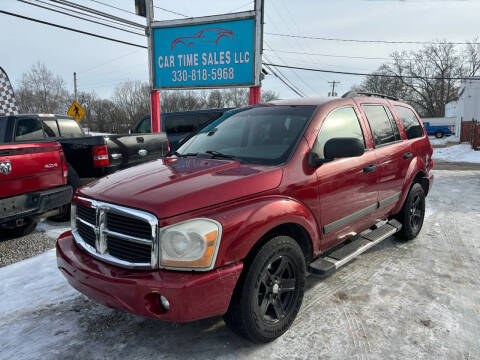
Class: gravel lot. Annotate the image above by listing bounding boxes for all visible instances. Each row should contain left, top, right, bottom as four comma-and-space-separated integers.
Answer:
1, 169, 480, 359
0, 221, 69, 268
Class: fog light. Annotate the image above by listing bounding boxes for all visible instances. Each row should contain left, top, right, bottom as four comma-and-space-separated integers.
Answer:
159, 295, 170, 311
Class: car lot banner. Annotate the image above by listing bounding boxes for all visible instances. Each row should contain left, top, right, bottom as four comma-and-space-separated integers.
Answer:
151, 11, 261, 89
0, 67, 19, 116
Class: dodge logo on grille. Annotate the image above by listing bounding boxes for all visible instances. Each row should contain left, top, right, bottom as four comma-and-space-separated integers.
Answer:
0, 160, 11, 175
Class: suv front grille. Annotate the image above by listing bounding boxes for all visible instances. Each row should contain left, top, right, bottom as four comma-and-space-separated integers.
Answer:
73, 200, 158, 269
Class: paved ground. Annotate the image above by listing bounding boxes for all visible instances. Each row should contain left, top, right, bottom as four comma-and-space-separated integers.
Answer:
1, 169, 480, 359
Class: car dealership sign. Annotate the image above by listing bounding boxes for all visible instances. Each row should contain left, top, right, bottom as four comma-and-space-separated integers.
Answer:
151, 11, 261, 89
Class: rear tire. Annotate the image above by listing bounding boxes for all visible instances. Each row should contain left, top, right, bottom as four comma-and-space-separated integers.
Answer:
49, 164, 79, 222
435, 131, 444, 138
223, 236, 306, 343
395, 183, 425, 241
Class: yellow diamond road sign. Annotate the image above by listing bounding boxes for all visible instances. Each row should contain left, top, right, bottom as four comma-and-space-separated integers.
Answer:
67, 100, 85, 122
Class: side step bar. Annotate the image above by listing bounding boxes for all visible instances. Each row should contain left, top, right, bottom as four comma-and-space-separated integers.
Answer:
308, 219, 402, 277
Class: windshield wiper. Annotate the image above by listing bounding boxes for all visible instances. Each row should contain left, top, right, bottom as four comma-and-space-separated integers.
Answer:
205, 150, 237, 160
165, 150, 198, 158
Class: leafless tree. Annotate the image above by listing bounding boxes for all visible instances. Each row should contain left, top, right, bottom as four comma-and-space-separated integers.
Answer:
356, 40, 480, 117
16, 61, 70, 114
112, 80, 150, 131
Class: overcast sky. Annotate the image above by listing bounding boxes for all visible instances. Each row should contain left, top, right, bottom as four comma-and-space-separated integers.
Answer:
1, 0, 480, 100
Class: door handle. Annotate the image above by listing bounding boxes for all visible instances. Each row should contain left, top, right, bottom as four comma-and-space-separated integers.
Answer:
363, 164, 377, 173
403, 152, 413, 159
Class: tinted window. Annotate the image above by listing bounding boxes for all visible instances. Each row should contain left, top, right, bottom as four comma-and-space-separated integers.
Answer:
384, 106, 401, 141
137, 117, 151, 133
165, 114, 197, 133
362, 105, 396, 146
43, 120, 60, 137
177, 106, 315, 165
57, 118, 84, 138
395, 106, 424, 139
15, 118, 44, 141
198, 112, 222, 128
316, 107, 365, 158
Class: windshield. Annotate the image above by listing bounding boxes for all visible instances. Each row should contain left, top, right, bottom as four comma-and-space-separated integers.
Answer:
176, 105, 316, 165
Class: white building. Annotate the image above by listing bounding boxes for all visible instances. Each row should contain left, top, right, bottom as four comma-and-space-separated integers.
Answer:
455, 77, 480, 136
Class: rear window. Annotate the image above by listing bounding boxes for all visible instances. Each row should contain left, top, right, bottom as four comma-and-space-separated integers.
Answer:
395, 106, 424, 139
15, 118, 44, 141
57, 118, 84, 138
137, 117, 151, 133
43, 119, 60, 137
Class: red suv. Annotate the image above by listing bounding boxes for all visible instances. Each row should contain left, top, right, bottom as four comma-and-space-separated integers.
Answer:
57, 94, 433, 342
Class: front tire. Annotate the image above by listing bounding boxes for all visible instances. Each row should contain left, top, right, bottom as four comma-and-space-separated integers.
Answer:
395, 183, 425, 241
223, 236, 306, 343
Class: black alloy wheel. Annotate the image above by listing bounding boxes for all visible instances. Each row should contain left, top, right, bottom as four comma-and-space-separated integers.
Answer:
256, 255, 298, 324
223, 236, 306, 343
395, 182, 426, 241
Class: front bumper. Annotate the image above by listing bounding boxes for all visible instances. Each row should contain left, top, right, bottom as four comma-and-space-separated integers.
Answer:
56, 232, 243, 322
0, 186, 72, 224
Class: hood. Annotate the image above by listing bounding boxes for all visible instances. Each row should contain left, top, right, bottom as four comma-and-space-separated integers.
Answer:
78, 157, 283, 219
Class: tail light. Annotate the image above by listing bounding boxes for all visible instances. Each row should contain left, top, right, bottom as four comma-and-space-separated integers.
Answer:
59, 148, 68, 185
166, 138, 171, 153
93, 145, 110, 167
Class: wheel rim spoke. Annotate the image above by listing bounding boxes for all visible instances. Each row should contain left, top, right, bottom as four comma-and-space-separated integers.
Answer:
272, 256, 287, 278
259, 294, 270, 316
272, 297, 286, 319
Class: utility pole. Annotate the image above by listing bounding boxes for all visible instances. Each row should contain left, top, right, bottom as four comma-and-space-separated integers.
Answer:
328, 80, 339, 97
249, 0, 263, 105
73, 72, 77, 101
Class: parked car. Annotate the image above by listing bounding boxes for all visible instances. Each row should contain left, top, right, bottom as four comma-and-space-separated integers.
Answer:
130, 108, 232, 150
422, 117, 456, 138
0, 114, 169, 219
0, 141, 72, 237
57, 94, 434, 343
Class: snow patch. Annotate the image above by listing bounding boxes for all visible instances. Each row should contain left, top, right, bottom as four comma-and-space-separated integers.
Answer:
0, 249, 78, 316
36, 221, 70, 240
433, 143, 480, 163
429, 135, 459, 146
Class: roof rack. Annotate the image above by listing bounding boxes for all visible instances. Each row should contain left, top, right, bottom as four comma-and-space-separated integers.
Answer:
341, 91, 399, 101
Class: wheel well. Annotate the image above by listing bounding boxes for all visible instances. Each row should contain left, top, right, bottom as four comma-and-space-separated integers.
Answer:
243, 223, 313, 267
413, 171, 429, 195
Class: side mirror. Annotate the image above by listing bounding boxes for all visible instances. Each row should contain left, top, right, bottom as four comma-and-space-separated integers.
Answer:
308, 137, 364, 168
324, 137, 364, 159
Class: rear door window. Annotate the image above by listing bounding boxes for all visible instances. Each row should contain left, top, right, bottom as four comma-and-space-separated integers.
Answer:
57, 118, 84, 138
316, 107, 365, 159
42, 119, 60, 137
15, 118, 45, 141
362, 105, 398, 146
395, 106, 424, 139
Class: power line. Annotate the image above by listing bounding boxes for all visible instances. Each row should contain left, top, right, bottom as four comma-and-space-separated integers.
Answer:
228, 1, 253, 13
153, 4, 189, 18
265, 32, 480, 45
24, 0, 144, 31
49, 0, 146, 28
263, 63, 304, 97
86, 0, 137, 15
263, 54, 306, 97
77, 50, 142, 75
264, 49, 402, 61
18, 0, 145, 36
0, 9, 147, 48
263, 62, 480, 81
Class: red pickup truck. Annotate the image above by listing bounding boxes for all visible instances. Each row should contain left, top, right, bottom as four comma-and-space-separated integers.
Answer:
1, 142, 72, 237
57, 94, 434, 342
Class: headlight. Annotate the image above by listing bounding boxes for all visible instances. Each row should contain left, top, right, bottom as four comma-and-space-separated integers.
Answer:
70, 203, 77, 232
159, 218, 222, 270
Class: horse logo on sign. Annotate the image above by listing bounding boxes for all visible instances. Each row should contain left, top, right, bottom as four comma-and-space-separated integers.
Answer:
0, 160, 12, 175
